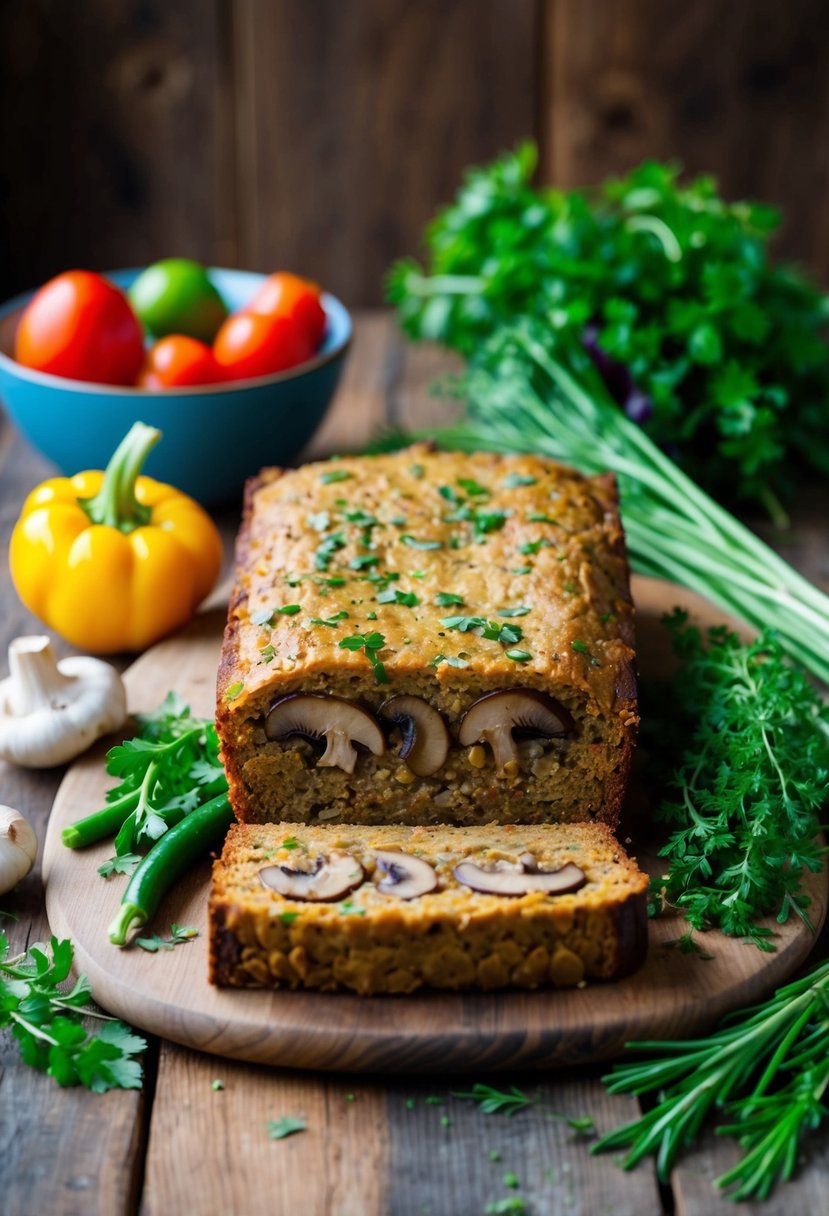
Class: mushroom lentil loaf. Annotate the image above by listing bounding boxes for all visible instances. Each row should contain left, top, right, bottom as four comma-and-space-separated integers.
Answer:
209, 822, 649, 994
216, 447, 637, 829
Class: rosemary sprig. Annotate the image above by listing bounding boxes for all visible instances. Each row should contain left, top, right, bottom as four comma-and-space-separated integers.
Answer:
593, 959, 829, 1200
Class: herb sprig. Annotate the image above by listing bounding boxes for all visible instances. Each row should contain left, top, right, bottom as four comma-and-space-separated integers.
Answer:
0, 930, 146, 1091
645, 611, 828, 947
594, 959, 829, 1201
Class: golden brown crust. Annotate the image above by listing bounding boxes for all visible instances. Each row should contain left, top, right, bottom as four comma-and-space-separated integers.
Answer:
216, 447, 637, 827
208, 822, 649, 994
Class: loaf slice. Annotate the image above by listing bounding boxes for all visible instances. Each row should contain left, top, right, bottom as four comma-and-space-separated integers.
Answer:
208, 822, 649, 994
216, 447, 637, 828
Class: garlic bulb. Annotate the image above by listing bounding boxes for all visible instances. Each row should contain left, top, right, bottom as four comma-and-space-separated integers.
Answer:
0, 635, 127, 768
0, 806, 37, 895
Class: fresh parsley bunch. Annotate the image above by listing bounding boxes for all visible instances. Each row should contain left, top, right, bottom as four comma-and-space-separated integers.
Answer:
644, 611, 829, 947
389, 143, 829, 515
0, 930, 145, 1090
105, 692, 227, 859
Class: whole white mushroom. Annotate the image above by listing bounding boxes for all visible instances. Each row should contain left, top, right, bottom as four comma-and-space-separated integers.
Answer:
0, 636, 127, 768
0, 806, 37, 895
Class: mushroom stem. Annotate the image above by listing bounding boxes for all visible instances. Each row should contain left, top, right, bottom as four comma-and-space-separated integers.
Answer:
7, 636, 74, 715
482, 726, 518, 774
319, 730, 358, 774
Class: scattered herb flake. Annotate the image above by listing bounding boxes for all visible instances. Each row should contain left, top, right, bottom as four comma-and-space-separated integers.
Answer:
497, 606, 530, 617
306, 510, 330, 532
410, 463, 424, 479
211, 1079, 224, 1091
502, 1172, 520, 1189
308, 610, 350, 628
314, 532, 346, 570
320, 469, 352, 484
526, 512, 558, 524
280, 911, 300, 925
401, 535, 443, 551
377, 587, 420, 607
435, 591, 465, 606
571, 639, 600, 666
457, 477, 489, 497
136, 924, 199, 953
97, 853, 141, 879
503, 473, 537, 487
518, 538, 549, 556
511, 566, 532, 575
505, 649, 532, 663
281, 836, 301, 850
338, 633, 389, 683
267, 1116, 308, 1140
349, 554, 380, 570
224, 682, 244, 701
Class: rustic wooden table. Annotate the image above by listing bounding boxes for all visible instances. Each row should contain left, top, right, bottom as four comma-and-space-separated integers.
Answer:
1, 312, 828, 1216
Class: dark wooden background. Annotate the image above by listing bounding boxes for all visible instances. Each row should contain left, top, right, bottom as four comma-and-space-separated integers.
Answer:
1, 0, 828, 307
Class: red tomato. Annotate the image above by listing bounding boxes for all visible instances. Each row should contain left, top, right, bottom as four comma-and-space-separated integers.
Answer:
138, 335, 225, 389
213, 311, 313, 380
246, 272, 326, 349
15, 270, 144, 385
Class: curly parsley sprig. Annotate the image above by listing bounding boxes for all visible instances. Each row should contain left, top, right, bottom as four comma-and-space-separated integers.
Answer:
644, 611, 828, 948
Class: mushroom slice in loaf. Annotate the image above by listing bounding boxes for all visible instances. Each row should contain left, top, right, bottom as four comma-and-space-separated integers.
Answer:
378, 696, 449, 777
453, 854, 586, 897
259, 851, 365, 902
373, 850, 437, 899
458, 689, 574, 774
265, 693, 384, 775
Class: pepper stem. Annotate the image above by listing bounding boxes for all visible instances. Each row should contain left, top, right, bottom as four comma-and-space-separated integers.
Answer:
108, 902, 147, 947
80, 422, 161, 533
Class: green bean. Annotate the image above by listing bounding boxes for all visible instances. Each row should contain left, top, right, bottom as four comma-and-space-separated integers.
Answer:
108, 793, 233, 947
62, 789, 140, 849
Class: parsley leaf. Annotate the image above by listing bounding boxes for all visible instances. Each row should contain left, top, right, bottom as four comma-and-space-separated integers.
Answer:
435, 591, 465, 606
401, 535, 443, 550
267, 1116, 308, 1140
97, 853, 141, 879
0, 930, 146, 1091
320, 469, 352, 484
376, 587, 420, 607
314, 532, 346, 570
338, 633, 389, 683
307, 611, 350, 628
136, 924, 199, 953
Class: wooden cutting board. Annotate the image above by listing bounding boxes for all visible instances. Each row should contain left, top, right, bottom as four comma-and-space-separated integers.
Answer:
42, 577, 827, 1073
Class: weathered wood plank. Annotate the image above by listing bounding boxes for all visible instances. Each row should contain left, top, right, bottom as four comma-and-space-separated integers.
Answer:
231, 0, 539, 305
543, 0, 829, 279
0, 423, 147, 1216
384, 1075, 662, 1216
0, 0, 234, 298
140, 1044, 389, 1216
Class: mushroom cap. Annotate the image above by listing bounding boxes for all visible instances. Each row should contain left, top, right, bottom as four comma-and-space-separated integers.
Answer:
453, 856, 586, 897
378, 695, 449, 777
458, 688, 574, 773
265, 693, 384, 774
374, 849, 438, 899
458, 688, 574, 745
259, 850, 366, 902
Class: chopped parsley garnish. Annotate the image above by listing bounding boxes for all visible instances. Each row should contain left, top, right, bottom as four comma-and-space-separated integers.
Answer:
319, 469, 352, 484
136, 923, 199, 953
267, 1116, 308, 1140
526, 512, 558, 524
308, 611, 349, 628
435, 591, 465, 606
280, 911, 299, 925
505, 649, 532, 663
251, 604, 301, 627
258, 644, 275, 664
503, 473, 537, 487
343, 509, 379, 528
439, 485, 461, 503
338, 900, 366, 916
224, 682, 244, 701
497, 605, 530, 617
97, 853, 141, 879
339, 632, 389, 683
429, 654, 470, 669
571, 639, 600, 665
457, 477, 489, 497
366, 569, 399, 588
315, 532, 346, 570
519, 538, 550, 555
472, 508, 510, 537
306, 510, 330, 532
441, 616, 523, 645
316, 575, 346, 588
401, 535, 443, 550
349, 554, 380, 570
367, 611, 377, 620
377, 587, 420, 607
389, 514, 407, 526
511, 566, 532, 575
281, 836, 301, 850
411, 570, 427, 579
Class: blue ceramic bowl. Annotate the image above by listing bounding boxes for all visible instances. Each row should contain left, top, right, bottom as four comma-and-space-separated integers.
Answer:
0, 268, 352, 505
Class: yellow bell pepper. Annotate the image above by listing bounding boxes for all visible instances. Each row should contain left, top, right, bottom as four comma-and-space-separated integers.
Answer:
10, 422, 223, 653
